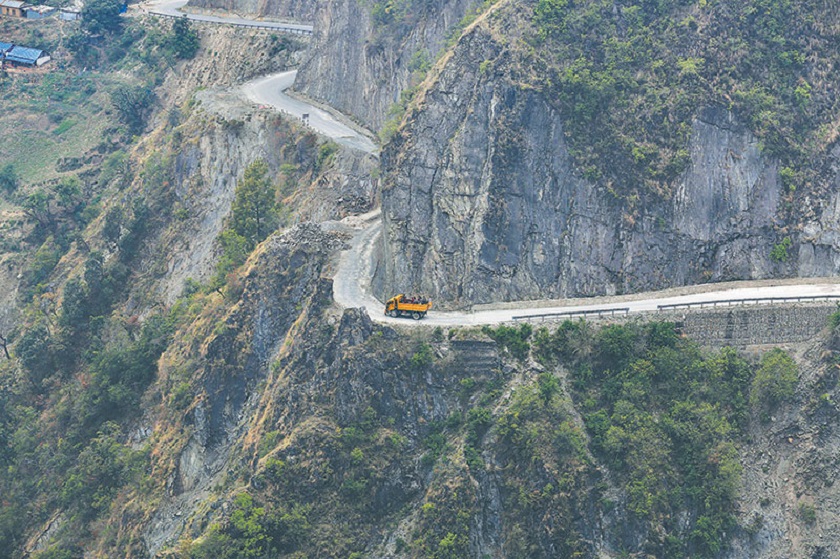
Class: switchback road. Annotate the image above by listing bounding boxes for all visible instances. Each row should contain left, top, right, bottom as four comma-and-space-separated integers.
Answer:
242, 71, 379, 154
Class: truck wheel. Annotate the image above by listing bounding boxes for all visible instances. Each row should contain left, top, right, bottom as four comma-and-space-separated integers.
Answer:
412, 312, 422, 320
388, 310, 398, 318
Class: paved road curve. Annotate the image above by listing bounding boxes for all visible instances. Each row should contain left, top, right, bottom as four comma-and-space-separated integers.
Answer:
242, 71, 379, 154
143, 0, 313, 33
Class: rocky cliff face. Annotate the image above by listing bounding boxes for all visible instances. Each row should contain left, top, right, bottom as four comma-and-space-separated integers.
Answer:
294, 0, 482, 130
187, 0, 315, 22
130, 94, 375, 306
799, 143, 840, 277
143, 223, 348, 555
377, 12, 839, 309
150, 106, 310, 305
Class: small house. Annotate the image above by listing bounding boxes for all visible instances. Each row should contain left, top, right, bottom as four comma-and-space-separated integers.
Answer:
58, 8, 79, 20
5, 45, 50, 66
0, 0, 29, 17
25, 4, 55, 18
0, 42, 12, 56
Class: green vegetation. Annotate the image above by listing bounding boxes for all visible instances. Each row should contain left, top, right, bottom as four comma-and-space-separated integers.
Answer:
482, 323, 532, 361
829, 307, 840, 332
750, 348, 798, 415
185, 493, 311, 558
81, 0, 125, 35
111, 84, 156, 136
494, 375, 590, 556
169, 17, 201, 60
0, 11, 314, 559
379, 81, 422, 144
0, 69, 115, 184
530, 0, 840, 200
0, 164, 17, 195
798, 502, 816, 524
0, 94, 186, 557
535, 320, 765, 557
0, 286, 179, 557
770, 236, 793, 263
412, 479, 475, 558
314, 141, 339, 173
210, 160, 281, 292
0, 12, 197, 185
410, 342, 434, 370
230, 160, 279, 247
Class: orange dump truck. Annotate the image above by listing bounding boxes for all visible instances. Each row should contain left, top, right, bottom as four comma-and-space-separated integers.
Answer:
385, 294, 432, 319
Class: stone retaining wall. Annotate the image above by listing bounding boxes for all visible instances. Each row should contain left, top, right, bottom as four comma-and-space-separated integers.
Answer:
662, 304, 838, 346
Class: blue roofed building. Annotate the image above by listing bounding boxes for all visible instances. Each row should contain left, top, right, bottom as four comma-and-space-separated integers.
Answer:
0, 42, 12, 55
4, 44, 50, 66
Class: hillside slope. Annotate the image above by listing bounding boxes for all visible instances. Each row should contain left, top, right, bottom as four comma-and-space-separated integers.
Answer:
3, 1, 840, 558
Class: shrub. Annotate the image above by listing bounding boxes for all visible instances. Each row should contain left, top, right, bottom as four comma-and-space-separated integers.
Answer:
537, 372, 560, 405
482, 323, 532, 361
16, 323, 55, 386
410, 342, 434, 370
750, 348, 798, 412
111, 84, 155, 135
170, 17, 200, 59
81, 0, 124, 35
770, 237, 793, 263
0, 164, 17, 194
798, 502, 816, 524
314, 142, 339, 173
829, 308, 840, 331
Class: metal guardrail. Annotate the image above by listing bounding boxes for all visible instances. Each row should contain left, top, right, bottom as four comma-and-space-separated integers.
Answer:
513, 307, 630, 322
657, 295, 840, 311
148, 11, 314, 34
510, 295, 840, 322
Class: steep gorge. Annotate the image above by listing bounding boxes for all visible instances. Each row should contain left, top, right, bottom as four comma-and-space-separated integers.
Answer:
5, 1, 840, 558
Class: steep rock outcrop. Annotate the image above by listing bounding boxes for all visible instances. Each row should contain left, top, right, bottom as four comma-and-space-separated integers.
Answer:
187, 0, 315, 22
143, 223, 346, 555
799, 143, 840, 276
294, 0, 483, 130
377, 16, 837, 309
150, 107, 318, 304
140, 99, 376, 305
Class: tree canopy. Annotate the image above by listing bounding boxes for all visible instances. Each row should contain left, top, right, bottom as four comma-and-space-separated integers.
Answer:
231, 160, 278, 250
81, 0, 125, 35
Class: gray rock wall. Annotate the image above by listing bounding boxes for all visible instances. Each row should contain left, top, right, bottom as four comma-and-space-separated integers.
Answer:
378, 19, 839, 309
799, 144, 840, 275
294, 0, 482, 130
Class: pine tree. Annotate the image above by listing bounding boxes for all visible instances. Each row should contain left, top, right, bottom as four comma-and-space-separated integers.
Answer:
231, 160, 278, 250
